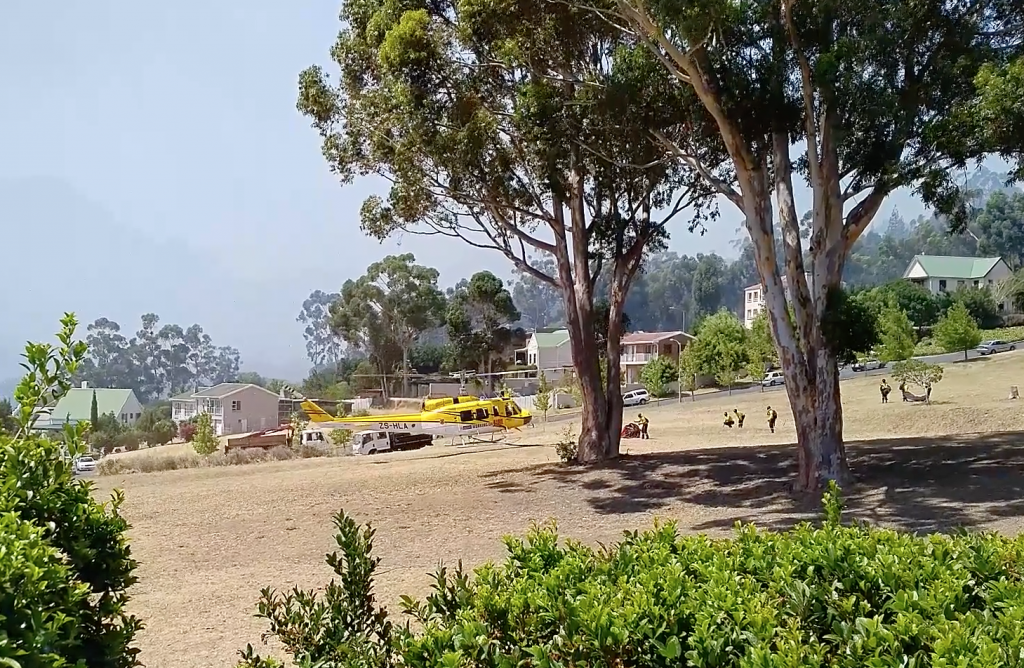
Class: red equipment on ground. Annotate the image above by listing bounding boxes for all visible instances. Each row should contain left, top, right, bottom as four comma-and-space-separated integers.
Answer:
621, 422, 641, 439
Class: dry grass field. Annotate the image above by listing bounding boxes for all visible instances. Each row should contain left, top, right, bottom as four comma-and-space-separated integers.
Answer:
94, 354, 1024, 668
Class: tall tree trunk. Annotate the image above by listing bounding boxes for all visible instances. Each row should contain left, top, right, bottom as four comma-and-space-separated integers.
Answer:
790, 346, 848, 491
740, 160, 851, 492
563, 259, 615, 462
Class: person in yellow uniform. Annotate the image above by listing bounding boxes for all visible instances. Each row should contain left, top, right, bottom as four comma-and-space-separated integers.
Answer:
637, 413, 649, 439
723, 411, 735, 428
766, 406, 778, 433
734, 408, 745, 428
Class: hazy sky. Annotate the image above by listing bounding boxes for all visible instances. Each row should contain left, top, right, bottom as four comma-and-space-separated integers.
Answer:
0, 0, 933, 385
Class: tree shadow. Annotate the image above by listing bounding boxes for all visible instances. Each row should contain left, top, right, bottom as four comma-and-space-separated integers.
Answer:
482, 432, 1024, 534
949, 356, 992, 364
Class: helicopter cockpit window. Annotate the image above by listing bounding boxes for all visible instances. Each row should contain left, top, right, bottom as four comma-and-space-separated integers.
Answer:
475, 408, 488, 421
492, 407, 499, 416
460, 410, 473, 422
504, 404, 514, 417
510, 403, 521, 415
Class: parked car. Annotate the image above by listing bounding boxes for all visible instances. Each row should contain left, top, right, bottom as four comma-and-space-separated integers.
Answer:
74, 455, 97, 474
851, 359, 886, 372
976, 340, 1016, 355
762, 370, 785, 387
622, 388, 650, 406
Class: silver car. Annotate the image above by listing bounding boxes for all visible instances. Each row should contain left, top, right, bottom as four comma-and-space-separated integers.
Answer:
852, 359, 886, 372
976, 340, 1016, 355
74, 455, 97, 474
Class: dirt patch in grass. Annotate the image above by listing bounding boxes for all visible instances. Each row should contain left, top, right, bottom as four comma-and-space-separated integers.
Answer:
93, 353, 1024, 668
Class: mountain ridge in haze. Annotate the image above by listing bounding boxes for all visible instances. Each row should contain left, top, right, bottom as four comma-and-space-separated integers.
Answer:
0, 176, 311, 383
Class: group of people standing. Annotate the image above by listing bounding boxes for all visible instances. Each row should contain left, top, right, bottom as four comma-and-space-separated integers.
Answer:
879, 378, 912, 403
723, 406, 778, 432
633, 402, 782, 440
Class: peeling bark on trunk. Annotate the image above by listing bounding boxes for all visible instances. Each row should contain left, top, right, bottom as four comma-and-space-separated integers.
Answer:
790, 346, 850, 491
737, 160, 852, 492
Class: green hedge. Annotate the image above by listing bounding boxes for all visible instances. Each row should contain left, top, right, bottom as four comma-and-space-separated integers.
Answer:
239, 484, 1024, 667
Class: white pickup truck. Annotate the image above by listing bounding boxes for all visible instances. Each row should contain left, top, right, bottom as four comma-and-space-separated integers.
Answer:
301, 429, 432, 455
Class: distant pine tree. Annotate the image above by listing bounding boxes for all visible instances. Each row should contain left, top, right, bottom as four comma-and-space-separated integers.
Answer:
90, 390, 99, 428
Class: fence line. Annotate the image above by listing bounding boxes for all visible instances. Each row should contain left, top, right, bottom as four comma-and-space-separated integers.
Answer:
515, 394, 537, 411
349, 397, 373, 411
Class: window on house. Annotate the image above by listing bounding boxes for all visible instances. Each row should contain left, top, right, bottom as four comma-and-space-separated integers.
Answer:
939, 279, 947, 292
231, 400, 241, 411
957, 280, 965, 288
974, 280, 979, 287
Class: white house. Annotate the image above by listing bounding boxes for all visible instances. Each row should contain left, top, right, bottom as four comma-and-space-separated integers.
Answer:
620, 331, 696, 385
520, 329, 573, 380
742, 272, 814, 328
171, 383, 282, 436
903, 255, 1013, 310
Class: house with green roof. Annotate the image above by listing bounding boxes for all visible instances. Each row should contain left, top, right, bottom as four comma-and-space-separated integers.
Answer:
39, 382, 143, 430
521, 328, 573, 380
903, 255, 1013, 310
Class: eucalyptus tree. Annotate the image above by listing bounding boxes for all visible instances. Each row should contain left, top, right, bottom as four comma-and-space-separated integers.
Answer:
610, 0, 1015, 488
330, 255, 445, 398
298, 0, 715, 459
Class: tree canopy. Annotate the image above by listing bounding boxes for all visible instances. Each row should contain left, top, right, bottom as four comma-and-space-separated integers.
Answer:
934, 301, 984, 360
297, 290, 345, 369
72, 314, 241, 403
330, 254, 445, 397
445, 271, 521, 377
298, 0, 721, 460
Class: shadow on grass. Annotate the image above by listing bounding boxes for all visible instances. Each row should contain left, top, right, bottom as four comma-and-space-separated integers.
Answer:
482, 431, 1024, 534
950, 356, 992, 364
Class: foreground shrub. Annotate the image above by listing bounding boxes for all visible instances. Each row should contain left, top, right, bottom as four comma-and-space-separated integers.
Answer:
238, 483, 1024, 667
191, 412, 218, 454
1, 314, 141, 666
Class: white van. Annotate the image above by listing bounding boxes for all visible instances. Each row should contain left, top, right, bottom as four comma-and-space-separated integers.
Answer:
761, 370, 785, 387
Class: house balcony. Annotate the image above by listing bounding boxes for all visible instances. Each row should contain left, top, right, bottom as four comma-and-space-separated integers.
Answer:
621, 352, 656, 364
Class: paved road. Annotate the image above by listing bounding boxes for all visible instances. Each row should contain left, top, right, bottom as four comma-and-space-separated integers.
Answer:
544, 347, 1009, 422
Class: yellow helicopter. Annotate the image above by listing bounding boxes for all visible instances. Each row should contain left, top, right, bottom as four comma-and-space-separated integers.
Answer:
300, 390, 532, 438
